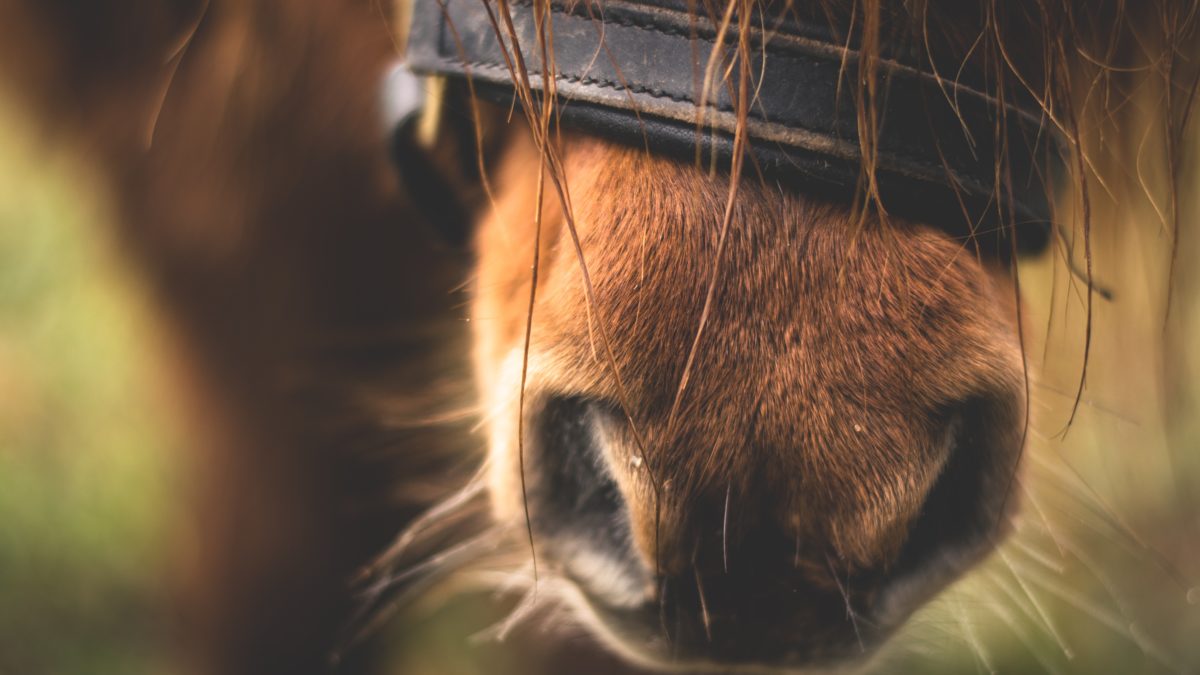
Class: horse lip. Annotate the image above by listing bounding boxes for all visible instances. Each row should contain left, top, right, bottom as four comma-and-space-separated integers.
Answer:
558, 571, 892, 673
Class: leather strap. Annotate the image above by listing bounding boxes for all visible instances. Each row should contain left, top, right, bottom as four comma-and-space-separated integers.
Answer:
406, 0, 1060, 252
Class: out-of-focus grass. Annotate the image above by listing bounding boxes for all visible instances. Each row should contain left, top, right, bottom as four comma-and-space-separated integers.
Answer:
0, 95, 178, 674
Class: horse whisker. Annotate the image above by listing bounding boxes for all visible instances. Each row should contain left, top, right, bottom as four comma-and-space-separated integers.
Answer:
826, 555, 865, 654
693, 565, 714, 642
361, 467, 490, 581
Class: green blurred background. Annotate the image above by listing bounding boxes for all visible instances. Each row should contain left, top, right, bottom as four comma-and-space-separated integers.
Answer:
1, 76, 1198, 674
0, 96, 179, 673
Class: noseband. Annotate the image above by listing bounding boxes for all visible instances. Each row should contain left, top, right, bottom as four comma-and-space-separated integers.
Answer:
404, 0, 1062, 253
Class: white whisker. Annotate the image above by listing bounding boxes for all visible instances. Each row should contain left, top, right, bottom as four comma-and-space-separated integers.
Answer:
997, 549, 1075, 660
1011, 557, 1187, 673
722, 482, 732, 573
365, 467, 490, 577
1009, 535, 1068, 575
951, 594, 995, 675
693, 566, 714, 642
472, 583, 544, 644
826, 556, 865, 654
983, 594, 1069, 675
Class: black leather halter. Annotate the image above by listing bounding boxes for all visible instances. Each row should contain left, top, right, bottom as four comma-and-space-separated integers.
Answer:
405, 0, 1061, 253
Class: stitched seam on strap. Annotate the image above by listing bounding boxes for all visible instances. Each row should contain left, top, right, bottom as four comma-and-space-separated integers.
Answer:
447, 58, 722, 110
509, 0, 699, 41
501, 0, 1044, 129
439, 58, 997, 183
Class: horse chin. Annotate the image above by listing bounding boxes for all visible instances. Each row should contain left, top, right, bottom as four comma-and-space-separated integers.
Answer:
561, 588, 892, 672
549, 576, 894, 675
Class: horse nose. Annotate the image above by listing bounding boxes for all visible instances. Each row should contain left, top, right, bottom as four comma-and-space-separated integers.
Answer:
527, 393, 1019, 650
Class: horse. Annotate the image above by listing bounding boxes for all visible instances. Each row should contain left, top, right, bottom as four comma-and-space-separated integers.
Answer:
0, 0, 1196, 673
366, 0, 1200, 671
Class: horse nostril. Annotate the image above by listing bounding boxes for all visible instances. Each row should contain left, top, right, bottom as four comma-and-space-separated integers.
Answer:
893, 397, 1020, 579
528, 396, 648, 601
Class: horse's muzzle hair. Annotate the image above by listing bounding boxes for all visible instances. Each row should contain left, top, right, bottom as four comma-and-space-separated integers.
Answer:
471, 134, 1027, 670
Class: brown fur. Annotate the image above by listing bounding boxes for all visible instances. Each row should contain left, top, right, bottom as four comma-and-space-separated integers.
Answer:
451, 0, 1200, 667
477, 134, 1024, 572
464, 129, 1028, 666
